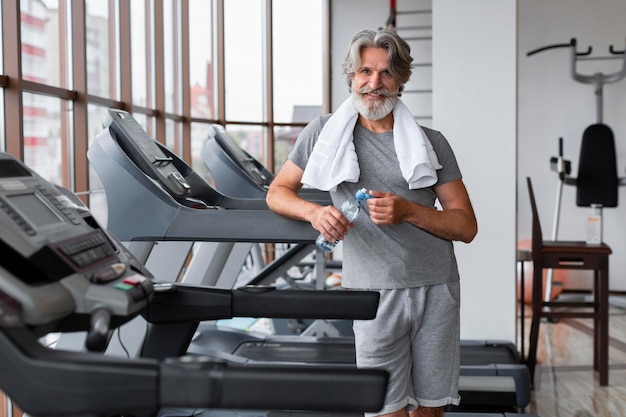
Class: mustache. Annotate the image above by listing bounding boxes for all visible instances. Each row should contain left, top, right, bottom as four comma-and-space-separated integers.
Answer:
356, 87, 399, 97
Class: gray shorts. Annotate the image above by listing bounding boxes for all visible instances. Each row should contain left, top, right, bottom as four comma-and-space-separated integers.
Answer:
353, 283, 461, 416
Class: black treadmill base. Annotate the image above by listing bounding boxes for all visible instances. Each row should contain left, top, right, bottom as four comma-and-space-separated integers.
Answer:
456, 392, 519, 408
446, 403, 522, 414
160, 409, 536, 417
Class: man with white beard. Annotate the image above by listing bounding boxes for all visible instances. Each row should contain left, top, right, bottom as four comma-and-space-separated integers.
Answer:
266, 29, 477, 417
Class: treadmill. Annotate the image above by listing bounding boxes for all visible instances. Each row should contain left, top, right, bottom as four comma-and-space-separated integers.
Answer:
199, 122, 534, 412
89, 109, 531, 412
201, 124, 273, 199
91, 111, 333, 293
0, 152, 388, 417
202, 123, 339, 291
202, 123, 345, 335
202, 123, 330, 202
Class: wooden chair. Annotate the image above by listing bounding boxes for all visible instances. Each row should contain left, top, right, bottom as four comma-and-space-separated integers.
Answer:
526, 177, 612, 386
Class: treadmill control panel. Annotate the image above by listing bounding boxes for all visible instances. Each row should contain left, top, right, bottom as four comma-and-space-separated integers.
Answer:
102, 109, 191, 197
0, 152, 153, 330
208, 124, 271, 187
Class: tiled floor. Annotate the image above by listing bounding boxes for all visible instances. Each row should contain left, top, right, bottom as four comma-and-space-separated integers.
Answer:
520, 302, 626, 417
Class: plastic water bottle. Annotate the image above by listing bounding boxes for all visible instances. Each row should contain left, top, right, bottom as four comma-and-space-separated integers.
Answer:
586, 203, 602, 244
315, 188, 372, 252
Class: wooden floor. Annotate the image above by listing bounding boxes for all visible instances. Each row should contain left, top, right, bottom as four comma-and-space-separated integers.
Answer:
519, 299, 626, 417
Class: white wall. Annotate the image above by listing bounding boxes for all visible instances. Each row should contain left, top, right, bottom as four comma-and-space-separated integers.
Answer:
518, 1, 626, 292
433, 0, 518, 341
330, 1, 388, 108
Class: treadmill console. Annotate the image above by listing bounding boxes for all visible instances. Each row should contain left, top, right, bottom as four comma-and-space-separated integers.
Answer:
207, 124, 272, 189
102, 108, 231, 209
0, 153, 153, 339
102, 109, 191, 198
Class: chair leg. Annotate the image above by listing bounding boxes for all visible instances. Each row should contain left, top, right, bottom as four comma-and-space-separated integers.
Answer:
598, 266, 609, 386
594, 270, 600, 372
527, 314, 540, 384
526, 266, 544, 386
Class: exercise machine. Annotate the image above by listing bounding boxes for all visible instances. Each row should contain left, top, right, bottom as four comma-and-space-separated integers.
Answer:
188, 330, 530, 412
201, 123, 337, 291
201, 124, 274, 199
87, 110, 344, 342
202, 123, 330, 202
0, 152, 389, 417
90, 110, 332, 292
527, 37, 626, 304
202, 122, 347, 335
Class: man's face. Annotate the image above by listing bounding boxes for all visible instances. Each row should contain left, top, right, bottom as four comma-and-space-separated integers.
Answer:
351, 47, 400, 121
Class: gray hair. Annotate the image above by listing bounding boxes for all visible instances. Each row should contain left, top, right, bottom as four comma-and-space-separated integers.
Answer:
342, 29, 413, 95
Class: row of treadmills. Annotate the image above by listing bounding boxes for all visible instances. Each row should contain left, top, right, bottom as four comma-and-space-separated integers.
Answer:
0, 108, 539, 417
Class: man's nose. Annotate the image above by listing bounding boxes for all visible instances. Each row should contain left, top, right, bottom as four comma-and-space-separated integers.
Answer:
368, 73, 382, 89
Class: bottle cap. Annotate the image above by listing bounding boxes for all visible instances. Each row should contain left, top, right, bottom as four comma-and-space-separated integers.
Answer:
355, 188, 372, 201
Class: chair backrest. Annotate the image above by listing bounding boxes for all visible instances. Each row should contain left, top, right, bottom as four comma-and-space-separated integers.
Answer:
576, 123, 619, 208
526, 177, 543, 260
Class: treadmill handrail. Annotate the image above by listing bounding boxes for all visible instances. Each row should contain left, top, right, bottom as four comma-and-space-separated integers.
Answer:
0, 328, 388, 416
143, 284, 380, 323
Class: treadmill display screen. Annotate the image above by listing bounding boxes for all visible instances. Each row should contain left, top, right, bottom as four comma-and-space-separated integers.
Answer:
0, 160, 32, 178
7, 193, 64, 228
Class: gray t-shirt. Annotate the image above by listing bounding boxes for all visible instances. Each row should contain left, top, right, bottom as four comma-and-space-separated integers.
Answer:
289, 114, 462, 289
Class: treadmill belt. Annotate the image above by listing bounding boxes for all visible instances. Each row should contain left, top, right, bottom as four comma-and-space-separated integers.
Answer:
234, 341, 519, 366
233, 341, 356, 364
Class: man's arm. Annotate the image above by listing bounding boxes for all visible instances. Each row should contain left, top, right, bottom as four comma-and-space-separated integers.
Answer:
366, 179, 478, 243
266, 160, 356, 243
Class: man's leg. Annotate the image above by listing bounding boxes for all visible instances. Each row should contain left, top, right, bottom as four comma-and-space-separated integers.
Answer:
410, 283, 461, 417
409, 406, 444, 417
379, 408, 409, 417
355, 290, 416, 417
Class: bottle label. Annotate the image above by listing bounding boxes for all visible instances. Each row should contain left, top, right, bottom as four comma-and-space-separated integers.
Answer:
586, 215, 602, 244
316, 234, 337, 252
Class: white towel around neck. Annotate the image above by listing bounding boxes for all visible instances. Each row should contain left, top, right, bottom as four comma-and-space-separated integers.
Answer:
301, 97, 442, 191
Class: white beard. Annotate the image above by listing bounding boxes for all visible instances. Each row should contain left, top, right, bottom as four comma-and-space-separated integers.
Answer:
351, 88, 397, 121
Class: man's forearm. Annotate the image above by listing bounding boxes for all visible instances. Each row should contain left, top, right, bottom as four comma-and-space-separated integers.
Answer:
266, 185, 322, 224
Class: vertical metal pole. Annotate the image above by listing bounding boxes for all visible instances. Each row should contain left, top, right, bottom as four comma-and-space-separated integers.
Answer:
594, 75, 603, 124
